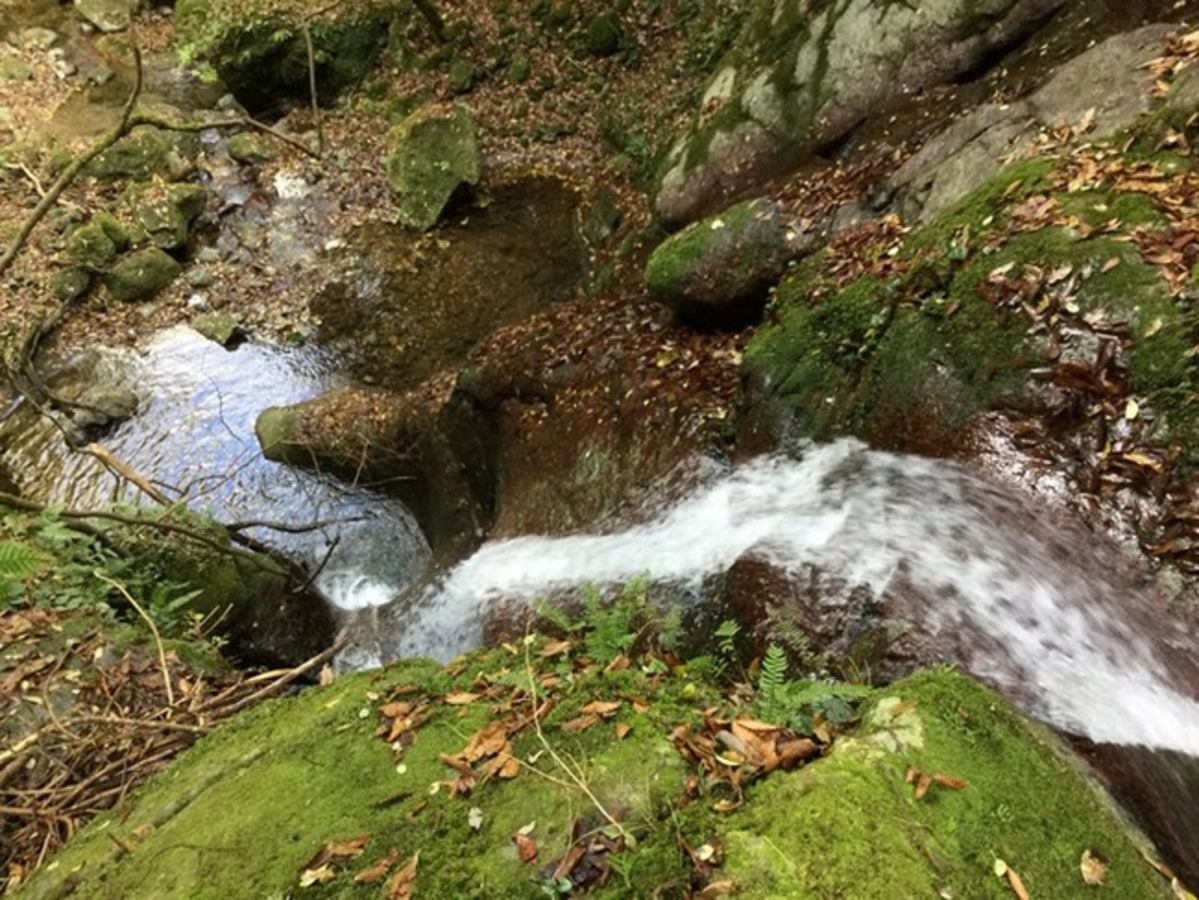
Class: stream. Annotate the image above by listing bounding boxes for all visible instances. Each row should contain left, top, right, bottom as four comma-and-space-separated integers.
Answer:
3, 328, 1197, 878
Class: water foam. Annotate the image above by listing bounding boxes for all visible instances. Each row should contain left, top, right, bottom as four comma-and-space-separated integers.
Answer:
352, 439, 1199, 754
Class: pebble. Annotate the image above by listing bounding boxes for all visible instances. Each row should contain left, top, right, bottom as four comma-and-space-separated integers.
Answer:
186, 293, 208, 309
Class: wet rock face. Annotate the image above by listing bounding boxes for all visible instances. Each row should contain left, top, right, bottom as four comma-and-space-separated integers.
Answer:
654, 0, 1065, 227
312, 177, 587, 392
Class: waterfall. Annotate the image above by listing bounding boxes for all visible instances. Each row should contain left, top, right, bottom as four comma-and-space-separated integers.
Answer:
346, 439, 1199, 756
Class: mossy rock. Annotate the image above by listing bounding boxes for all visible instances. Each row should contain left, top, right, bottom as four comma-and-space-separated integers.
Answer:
585, 11, 622, 57
224, 131, 275, 164
190, 311, 242, 346
174, 0, 390, 115
254, 405, 304, 465
748, 154, 1199, 461
724, 669, 1168, 898
102, 247, 182, 301
645, 197, 806, 328
65, 221, 119, 270
383, 103, 481, 230
87, 128, 187, 181
127, 183, 208, 250
20, 661, 1169, 898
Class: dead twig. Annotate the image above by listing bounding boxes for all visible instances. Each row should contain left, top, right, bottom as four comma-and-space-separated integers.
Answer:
94, 572, 175, 707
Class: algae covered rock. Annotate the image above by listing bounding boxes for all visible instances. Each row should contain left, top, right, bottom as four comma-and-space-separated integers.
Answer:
645, 197, 809, 328
384, 103, 481, 230
224, 131, 275, 164
87, 128, 188, 180
129, 182, 208, 250
102, 247, 181, 301
19, 655, 1170, 899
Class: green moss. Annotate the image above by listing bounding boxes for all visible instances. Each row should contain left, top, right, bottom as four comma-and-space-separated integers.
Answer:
384, 104, 481, 230
24, 655, 1167, 899
65, 221, 119, 270
748, 275, 893, 440
101, 247, 182, 301
724, 668, 1166, 898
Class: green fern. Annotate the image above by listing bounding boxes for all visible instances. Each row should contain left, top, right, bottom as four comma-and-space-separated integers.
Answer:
758, 644, 789, 695
0, 540, 47, 597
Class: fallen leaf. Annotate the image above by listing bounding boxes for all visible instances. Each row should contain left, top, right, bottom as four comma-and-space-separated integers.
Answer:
1080, 849, 1108, 886
579, 700, 622, 717
615, 722, 632, 740
444, 692, 480, 706
698, 880, 737, 897
540, 640, 572, 658
561, 713, 600, 732
931, 773, 969, 791
355, 849, 401, 884
468, 806, 484, 830
385, 852, 419, 900
1006, 866, 1031, 900
514, 831, 539, 863
299, 863, 336, 887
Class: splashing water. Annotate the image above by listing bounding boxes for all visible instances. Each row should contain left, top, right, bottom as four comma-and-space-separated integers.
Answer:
350, 439, 1199, 755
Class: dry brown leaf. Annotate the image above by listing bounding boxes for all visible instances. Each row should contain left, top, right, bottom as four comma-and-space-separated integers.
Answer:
540, 640, 572, 658
1080, 849, 1108, 886
444, 692, 480, 706
385, 851, 419, 900
931, 773, 969, 791
355, 849, 401, 884
615, 722, 632, 740
514, 831, 539, 863
579, 700, 622, 717
561, 713, 600, 732
698, 880, 737, 897
1006, 865, 1031, 900
299, 863, 336, 888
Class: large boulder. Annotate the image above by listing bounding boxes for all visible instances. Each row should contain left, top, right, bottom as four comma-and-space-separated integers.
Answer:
18, 658, 1173, 899
645, 197, 811, 328
256, 379, 496, 562
384, 103, 482, 231
654, 0, 1064, 227
889, 24, 1176, 222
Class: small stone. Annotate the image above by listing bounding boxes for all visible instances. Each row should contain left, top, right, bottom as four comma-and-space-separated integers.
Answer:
191, 311, 241, 346
196, 246, 221, 263
51, 268, 92, 302
65, 222, 119, 269
448, 57, 475, 94
185, 265, 213, 287
585, 12, 621, 57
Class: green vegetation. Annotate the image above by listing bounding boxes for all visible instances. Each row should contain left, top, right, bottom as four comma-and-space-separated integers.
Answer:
20, 589, 1169, 899
1, 501, 286, 641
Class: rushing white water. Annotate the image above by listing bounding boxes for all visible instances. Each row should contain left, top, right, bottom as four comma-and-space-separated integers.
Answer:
349, 439, 1199, 755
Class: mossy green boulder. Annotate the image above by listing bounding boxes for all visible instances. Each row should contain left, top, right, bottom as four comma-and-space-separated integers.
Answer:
645, 197, 808, 328
129, 183, 208, 250
87, 128, 187, 181
747, 155, 1199, 462
384, 104, 481, 230
17, 649, 1170, 899
102, 247, 181, 301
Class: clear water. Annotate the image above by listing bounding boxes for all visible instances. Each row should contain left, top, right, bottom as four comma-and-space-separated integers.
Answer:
352, 439, 1199, 755
0, 326, 430, 606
